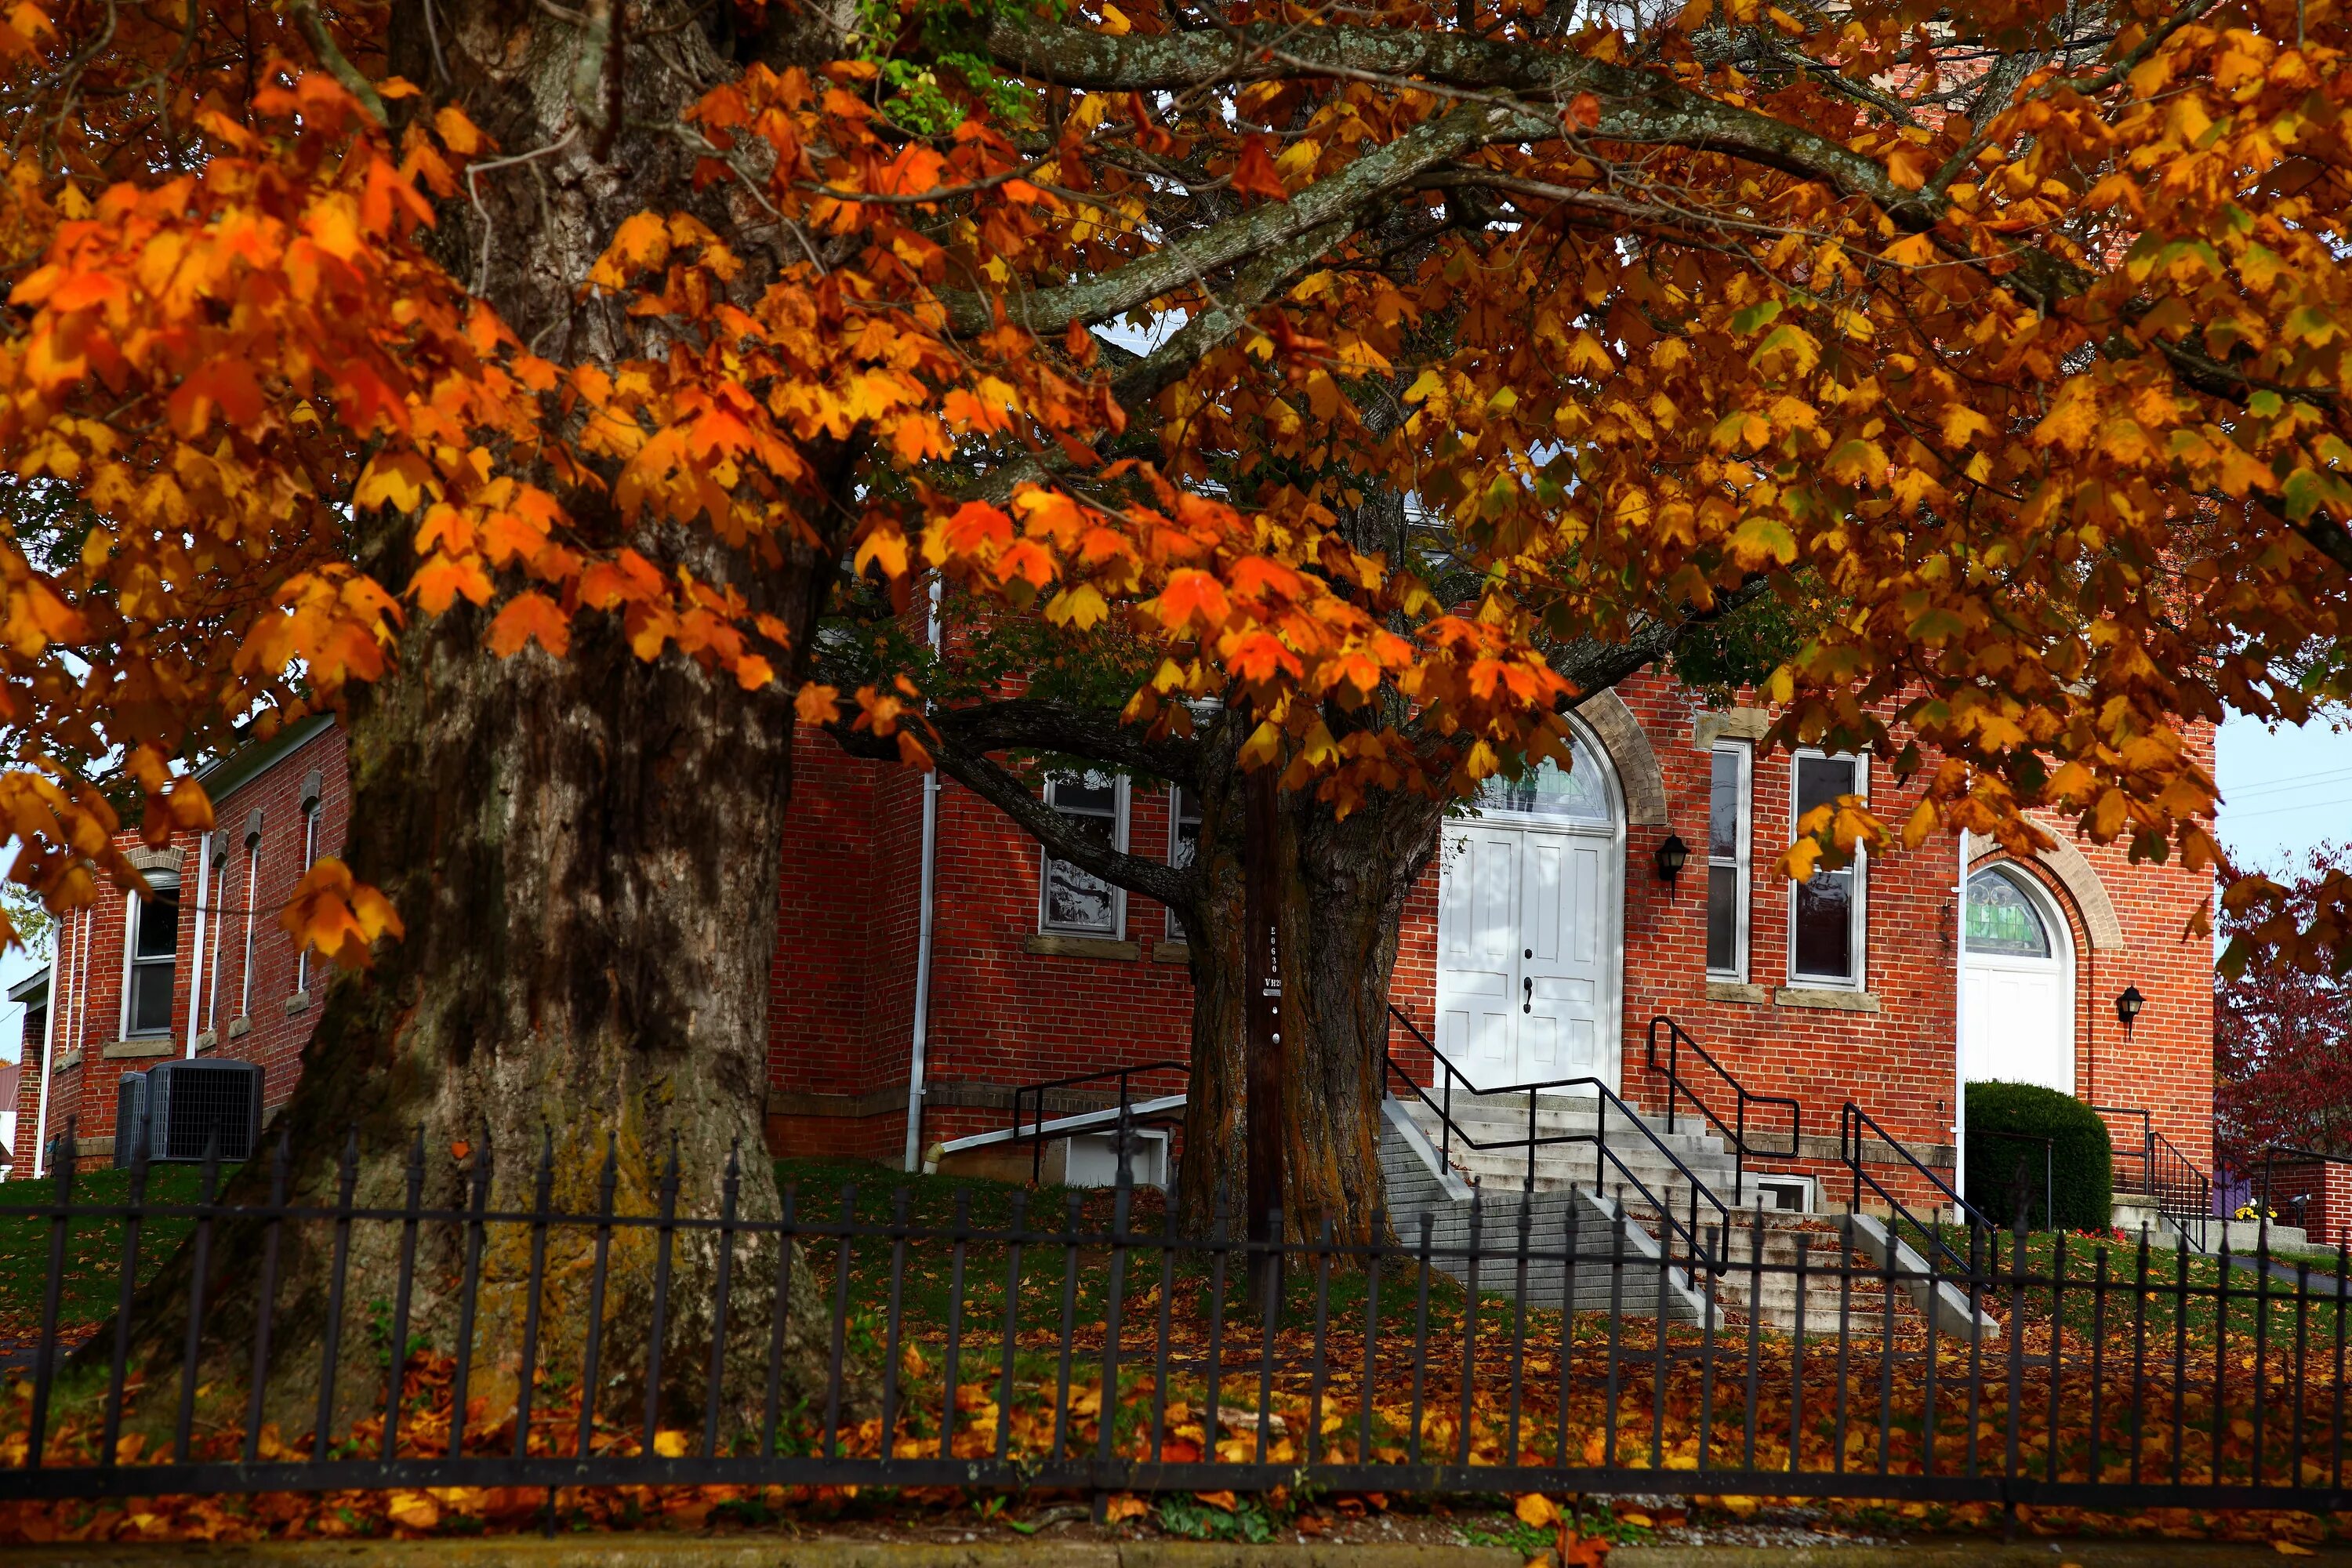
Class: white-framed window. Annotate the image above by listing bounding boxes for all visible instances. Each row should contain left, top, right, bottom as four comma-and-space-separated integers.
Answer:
204, 846, 227, 1033
1788, 750, 1867, 987
1038, 772, 1128, 938
1167, 786, 1202, 939
123, 873, 180, 1036
296, 794, 321, 993
1704, 742, 1751, 979
238, 820, 262, 1017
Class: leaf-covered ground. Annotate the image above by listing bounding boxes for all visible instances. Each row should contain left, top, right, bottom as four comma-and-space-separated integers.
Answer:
6, 1162, 2352, 1548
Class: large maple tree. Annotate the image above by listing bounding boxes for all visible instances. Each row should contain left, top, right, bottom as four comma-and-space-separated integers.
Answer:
0, 0, 2347, 1417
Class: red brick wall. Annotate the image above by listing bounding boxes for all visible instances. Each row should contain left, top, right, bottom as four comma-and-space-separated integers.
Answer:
767, 673, 2221, 1216
766, 726, 1196, 1163
6, 722, 347, 1174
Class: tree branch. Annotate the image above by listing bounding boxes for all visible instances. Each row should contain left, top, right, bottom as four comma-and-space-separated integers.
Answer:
982, 20, 1929, 220
931, 697, 1203, 786
1109, 216, 1358, 408
929, 736, 1194, 908
940, 103, 1504, 337
1545, 575, 1773, 698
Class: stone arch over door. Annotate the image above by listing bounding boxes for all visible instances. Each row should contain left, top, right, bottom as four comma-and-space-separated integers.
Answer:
1574, 689, 1668, 827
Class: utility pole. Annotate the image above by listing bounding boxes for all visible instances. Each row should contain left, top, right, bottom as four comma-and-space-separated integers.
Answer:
1243, 764, 1284, 1307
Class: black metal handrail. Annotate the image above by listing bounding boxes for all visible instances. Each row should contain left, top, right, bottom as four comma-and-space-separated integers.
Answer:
2094, 1103, 2213, 1250
1839, 1101, 1994, 1280
1642, 1014, 1799, 1207
1383, 1004, 1732, 1284
1007, 1060, 1188, 1185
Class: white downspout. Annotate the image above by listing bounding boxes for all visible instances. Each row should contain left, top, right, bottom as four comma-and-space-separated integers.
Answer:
185, 829, 210, 1058
29, 936, 60, 1180
902, 577, 944, 1173
1954, 828, 1970, 1220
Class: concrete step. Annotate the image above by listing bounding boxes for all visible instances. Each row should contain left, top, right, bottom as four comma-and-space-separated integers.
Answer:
1378, 1102, 1715, 1323
1705, 1222, 1925, 1334
1403, 1096, 1726, 1153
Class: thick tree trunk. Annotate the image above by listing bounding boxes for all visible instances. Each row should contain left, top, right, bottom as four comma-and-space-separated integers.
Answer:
100, 0, 868, 1440
1176, 727, 1445, 1245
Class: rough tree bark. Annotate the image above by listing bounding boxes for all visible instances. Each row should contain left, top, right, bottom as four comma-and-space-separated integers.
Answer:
105, 0, 870, 1435
1169, 722, 1443, 1245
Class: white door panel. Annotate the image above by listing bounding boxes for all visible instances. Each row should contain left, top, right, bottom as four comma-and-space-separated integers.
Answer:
1436, 815, 1622, 1094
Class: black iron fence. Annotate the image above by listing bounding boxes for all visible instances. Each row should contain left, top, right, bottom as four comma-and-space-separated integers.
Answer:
5, 1120, 2352, 1518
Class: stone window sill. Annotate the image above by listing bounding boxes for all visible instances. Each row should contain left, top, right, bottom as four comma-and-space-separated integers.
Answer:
1151, 942, 1190, 965
1776, 985, 1881, 1014
1025, 934, 1140, 961
227, 1015, 253, 1039
285, 990, 312, 1015
195, 1030, 218, 1054
102, 1036, 176, 1060
1704, 979, 1766, 1005
56, 1049, 82, 1072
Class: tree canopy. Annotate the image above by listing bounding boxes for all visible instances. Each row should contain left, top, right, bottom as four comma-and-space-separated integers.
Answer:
0, 0, 2347, 972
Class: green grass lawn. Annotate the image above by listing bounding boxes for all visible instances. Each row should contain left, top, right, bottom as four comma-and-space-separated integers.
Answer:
0, 1164, 241, 1334
1890, 1218, 2352, 1348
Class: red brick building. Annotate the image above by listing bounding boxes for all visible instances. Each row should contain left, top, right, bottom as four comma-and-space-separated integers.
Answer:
767, 668, 2218, 1215
9, 673, 2217, 1221
7, 716, 345, 1175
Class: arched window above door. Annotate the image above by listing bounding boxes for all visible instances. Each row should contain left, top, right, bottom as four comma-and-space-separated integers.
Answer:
1965, 866, 2053, 959
1475, 735, 1613, 822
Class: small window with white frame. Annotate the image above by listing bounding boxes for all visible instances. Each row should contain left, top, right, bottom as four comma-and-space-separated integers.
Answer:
1788, 750, 1867, 987
1704, 742, 1750, 979
124, 873, 180, 1036
1167, 786, 1202, 940
296, 772, 322, 994
1038, 773, 1127, 938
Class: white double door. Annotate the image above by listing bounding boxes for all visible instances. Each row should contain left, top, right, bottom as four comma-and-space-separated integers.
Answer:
1963, 953, 2072, 1092
1435, 821, 1621, 1091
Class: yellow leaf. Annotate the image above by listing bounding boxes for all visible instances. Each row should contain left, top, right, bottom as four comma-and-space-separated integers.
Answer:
855, 524, 910, 579
654, 1429, 689, 1457
434, 104, 485, 155
1515, 1494, 1560, 1529
354, 454, 430, 515
1239, 721, 1283, 768
1105, 1494, 1149, 1523
1047, 583, 1109, 630
1940, 405, 1994, 447
1883, 232, 1937, 267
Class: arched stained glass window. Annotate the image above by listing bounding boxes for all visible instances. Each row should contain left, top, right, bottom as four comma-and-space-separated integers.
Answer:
1476, 735, 1613, 822
1965, 866, 2052, 959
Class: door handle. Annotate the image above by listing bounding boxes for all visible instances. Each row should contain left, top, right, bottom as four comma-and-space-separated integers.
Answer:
1523, 975, 1533, 1013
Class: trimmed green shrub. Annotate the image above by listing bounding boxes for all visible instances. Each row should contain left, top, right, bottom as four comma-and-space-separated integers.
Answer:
1964, 1081, 2114, 1232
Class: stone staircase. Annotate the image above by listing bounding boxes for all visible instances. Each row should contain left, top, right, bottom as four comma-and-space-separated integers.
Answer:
1394, 1086, 1740, 1221
1378, 1091, 1994, 1340
1378, 1100, 1715, 1321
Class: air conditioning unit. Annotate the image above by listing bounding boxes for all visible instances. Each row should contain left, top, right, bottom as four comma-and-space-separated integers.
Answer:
140, 1059, 264, 1163
112, 1071, 152, 1170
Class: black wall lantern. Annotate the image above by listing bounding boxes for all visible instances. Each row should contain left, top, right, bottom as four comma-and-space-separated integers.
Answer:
1654, 832, 1690, 884
2114, 985, 2146, 1036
